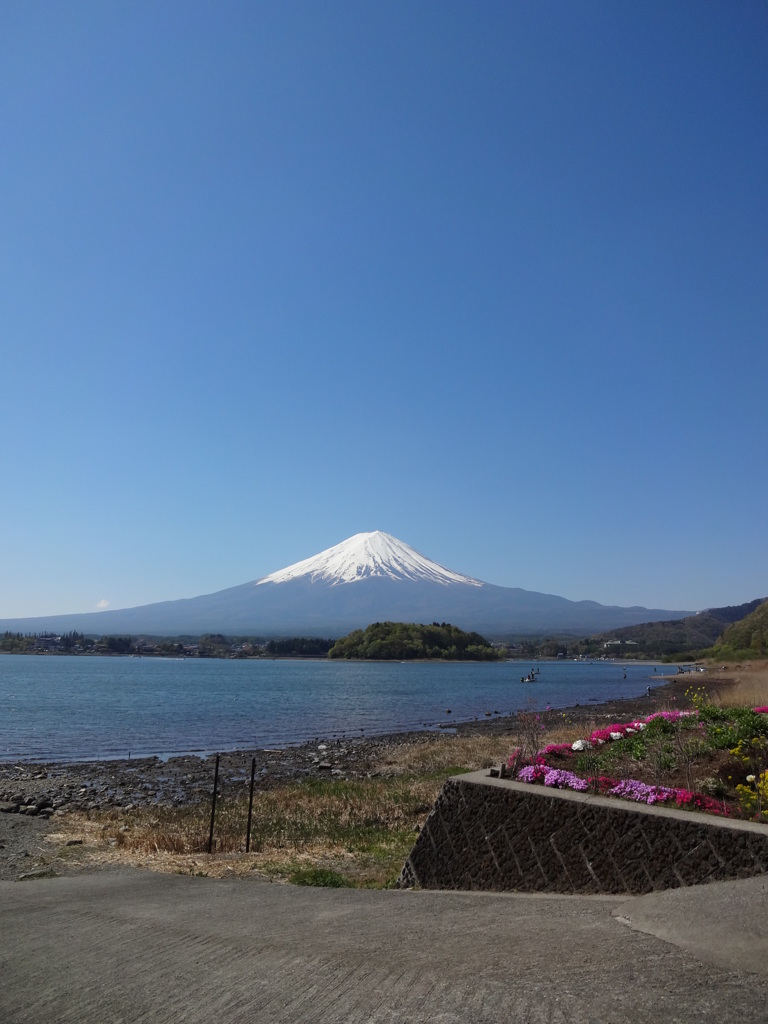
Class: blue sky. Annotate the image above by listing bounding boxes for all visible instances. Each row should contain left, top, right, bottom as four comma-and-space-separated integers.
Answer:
2, 0, 766, 618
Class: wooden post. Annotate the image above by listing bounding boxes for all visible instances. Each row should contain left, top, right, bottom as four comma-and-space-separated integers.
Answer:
207, 753, 220, 855
245, 756, 256, 853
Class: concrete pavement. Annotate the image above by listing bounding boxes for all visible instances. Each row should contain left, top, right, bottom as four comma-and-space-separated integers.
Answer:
615, 872, 768, 975
2, 868, 767, 1023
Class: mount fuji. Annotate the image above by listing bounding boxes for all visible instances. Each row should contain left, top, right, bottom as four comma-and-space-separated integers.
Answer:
0, 531, 692, 638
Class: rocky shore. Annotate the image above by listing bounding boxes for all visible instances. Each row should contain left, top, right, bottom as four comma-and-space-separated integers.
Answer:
0, 674, 697, 814
0, 674, 698, 879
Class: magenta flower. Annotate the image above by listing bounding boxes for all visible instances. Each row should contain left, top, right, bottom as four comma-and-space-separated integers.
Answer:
542, 742, 574, 756
644, 710, 696, 724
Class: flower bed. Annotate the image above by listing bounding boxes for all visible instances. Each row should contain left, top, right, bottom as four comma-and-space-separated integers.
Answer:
508, 696, 768, 822
516, 761, 728, 815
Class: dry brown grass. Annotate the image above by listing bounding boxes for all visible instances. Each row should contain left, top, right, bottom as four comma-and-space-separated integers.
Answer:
703, 661, 768, 708
113, 776, 440, 855
374, 734, 513, 775
44, 819, 416, 885
374, 716, 608, 774
46, 774, 447, 888
43, 818, 318, 881
534, 720, 599, 745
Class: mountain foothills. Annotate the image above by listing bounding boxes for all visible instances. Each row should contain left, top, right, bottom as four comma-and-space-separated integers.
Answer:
577, 598, 768, 660
3, 599, 766, 660
0, 531, 695, 638
710, 599, 768, 659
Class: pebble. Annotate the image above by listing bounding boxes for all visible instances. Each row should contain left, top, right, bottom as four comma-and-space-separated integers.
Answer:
0, 715, 526, 816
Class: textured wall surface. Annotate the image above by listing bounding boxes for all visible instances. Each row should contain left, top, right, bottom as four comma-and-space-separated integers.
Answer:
398, 772, 768, 894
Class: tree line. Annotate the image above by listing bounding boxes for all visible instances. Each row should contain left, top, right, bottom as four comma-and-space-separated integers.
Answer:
328, 621, 505, 661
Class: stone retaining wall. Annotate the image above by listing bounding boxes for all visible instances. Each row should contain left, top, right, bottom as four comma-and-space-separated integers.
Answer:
397, 771, 768, 894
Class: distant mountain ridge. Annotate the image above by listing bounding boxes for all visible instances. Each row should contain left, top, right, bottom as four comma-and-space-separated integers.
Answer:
0, 531, 693, 638
596, 598, 768, 656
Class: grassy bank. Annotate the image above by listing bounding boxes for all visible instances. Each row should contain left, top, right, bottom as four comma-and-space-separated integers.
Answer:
49, 734, 514, 887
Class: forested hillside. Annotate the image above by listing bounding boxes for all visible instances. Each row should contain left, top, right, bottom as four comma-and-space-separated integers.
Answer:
707, 600, 768, 659
328, 621, 503, 661
591, 598, 767, 658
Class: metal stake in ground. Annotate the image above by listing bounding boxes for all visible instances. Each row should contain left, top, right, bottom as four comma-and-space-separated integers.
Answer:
207, 753, 220, 855
245, 756, 256, 853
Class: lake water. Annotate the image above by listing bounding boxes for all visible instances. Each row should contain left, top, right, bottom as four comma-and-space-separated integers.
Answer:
0, 655, 664, 762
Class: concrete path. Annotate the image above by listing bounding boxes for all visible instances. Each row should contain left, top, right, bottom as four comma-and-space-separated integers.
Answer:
615, 872, 768, 976
2, 869, 767, 1024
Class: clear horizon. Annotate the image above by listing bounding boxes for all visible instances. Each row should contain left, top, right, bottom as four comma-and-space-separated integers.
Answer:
2, 2, 766, 617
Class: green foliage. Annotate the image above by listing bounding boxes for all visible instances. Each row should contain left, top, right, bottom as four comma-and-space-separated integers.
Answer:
697, 600, 768, 661
328, 621, 502, 661
54, 631, 90, 650
701, 708, 768, 751
730, 736, 768, 766
574, 713, 706, 785
196, 634, 230, 657
569, 697, 768, 806
1, 632, 35, 653
155, 641, 187, 656
580, 598, 768, 659
735, 772, 768, 821
103, 635, 134, 654
717, 600, 768, 653
288, 867, 351, 887
0, 630, 96, 653
265, 637, 335, 657
703, 647, 766, 661
601, 733, 649, 763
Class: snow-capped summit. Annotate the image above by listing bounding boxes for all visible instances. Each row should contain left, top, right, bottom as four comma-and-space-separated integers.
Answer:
0, 531, 694, 637
256, 531, 484, 588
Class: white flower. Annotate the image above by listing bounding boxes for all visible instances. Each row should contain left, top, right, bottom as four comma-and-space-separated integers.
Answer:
609, 732, 624, 741
625, 727, 636, 734
572, 739, 593, 752
747, 774, 756, 783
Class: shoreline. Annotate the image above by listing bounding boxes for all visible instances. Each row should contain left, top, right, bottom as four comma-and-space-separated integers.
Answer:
0, 673, 698, 816
0, 656, 669, 767
0, 672, 718, 881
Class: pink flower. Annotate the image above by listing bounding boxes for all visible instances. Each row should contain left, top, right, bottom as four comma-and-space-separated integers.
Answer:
542, 743, 574, 756
644, 710, 696, 725
516, 765, 588, 791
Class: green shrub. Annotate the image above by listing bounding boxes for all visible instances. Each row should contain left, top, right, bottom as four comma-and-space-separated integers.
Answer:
288, 867, 351, 887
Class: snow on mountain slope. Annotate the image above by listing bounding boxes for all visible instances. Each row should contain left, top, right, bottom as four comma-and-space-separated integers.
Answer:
0, 531, 697, 637
256, 531, 484, 588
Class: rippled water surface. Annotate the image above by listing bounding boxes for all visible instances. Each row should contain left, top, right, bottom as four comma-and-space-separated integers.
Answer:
0, 655, 662, 762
